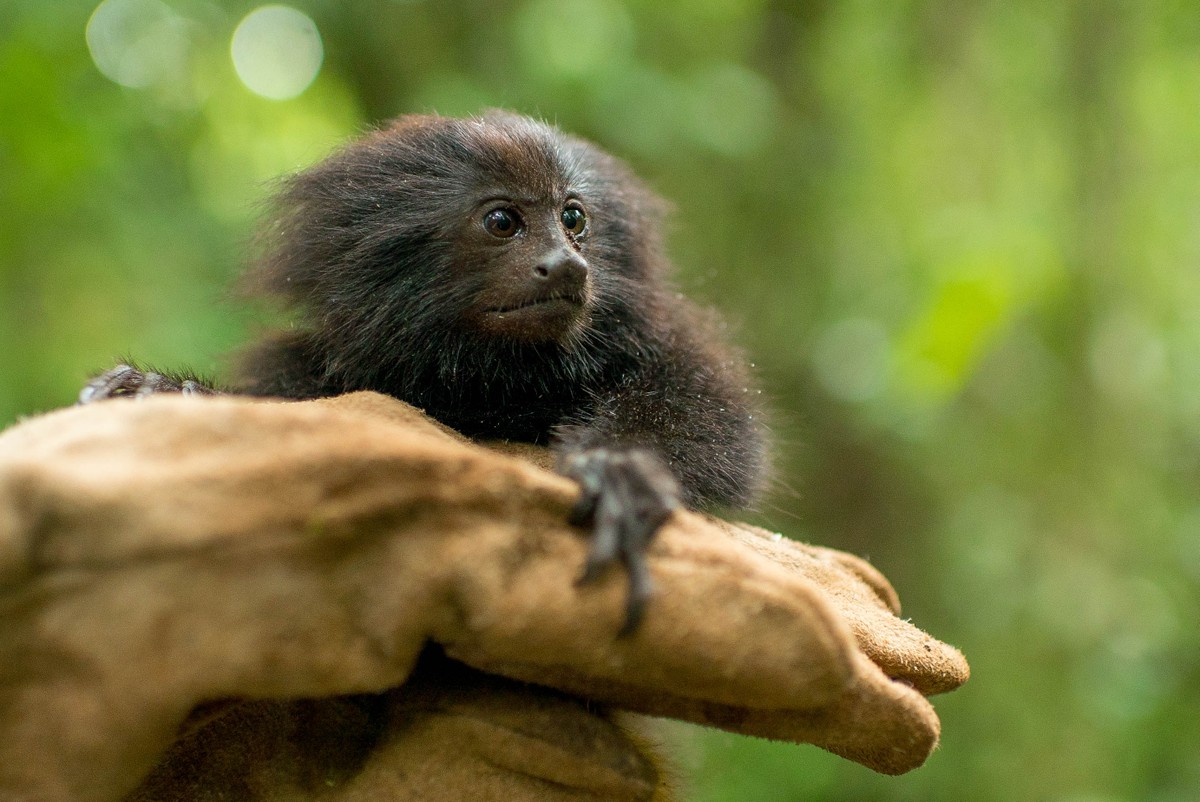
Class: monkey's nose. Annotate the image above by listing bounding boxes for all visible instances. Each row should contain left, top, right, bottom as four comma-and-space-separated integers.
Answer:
533, 248, 588, 289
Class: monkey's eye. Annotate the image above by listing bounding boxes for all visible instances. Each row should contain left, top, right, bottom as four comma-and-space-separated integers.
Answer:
483, 208, 522, 238
560, 206, 587, 236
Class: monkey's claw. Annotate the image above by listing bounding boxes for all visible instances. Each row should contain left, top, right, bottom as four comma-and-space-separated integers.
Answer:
563, 447, 681, 635
79, 364, 217, 404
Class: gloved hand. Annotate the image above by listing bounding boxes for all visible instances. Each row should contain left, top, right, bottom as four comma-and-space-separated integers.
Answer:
0, 392, 968, 802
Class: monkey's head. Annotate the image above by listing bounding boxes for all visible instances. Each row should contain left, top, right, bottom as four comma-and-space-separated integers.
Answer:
248, 111, 670, 390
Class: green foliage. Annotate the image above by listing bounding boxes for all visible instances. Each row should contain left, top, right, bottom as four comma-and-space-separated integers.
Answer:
3, 2, 1199, 799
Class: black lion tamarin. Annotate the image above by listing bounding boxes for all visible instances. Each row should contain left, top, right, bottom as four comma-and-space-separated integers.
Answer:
81, 111, 768, 632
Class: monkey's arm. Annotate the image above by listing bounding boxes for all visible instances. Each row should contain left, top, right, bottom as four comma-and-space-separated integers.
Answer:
79, 363, 221, 404
79, 334, 331, 405
554, 352, 767, 633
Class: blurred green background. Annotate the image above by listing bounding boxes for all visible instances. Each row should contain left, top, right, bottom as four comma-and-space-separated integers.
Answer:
3, 1, 1199, 799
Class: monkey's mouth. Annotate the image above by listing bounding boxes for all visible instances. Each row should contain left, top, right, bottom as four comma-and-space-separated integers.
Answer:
477, 291, 590, 341
486, 291, 586, 315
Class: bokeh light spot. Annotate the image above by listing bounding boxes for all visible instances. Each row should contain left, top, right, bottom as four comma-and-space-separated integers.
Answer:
86, 0, 191, 90
230, 5, 323, 101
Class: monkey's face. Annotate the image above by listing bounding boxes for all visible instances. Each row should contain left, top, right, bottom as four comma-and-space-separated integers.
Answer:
454, 192, 594, 344
258, 112, 662, 364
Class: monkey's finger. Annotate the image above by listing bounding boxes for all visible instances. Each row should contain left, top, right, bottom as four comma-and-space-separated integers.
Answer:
564, 452, 604, 526
610, 467, 664, 634
617, 547, 653, 637
616, 479, 669, 636
567, 485, 599, 527
136, 372, 180, 397
78, 364, 144, 404
180, 379, 218, 397
577, 488, 624, 584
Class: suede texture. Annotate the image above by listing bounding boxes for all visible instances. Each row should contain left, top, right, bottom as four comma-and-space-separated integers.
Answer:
0, 393, 968, 801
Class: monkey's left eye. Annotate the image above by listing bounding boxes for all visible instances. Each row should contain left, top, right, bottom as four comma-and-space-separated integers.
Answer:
560, 206, 587, 236
483, 208, 522, 238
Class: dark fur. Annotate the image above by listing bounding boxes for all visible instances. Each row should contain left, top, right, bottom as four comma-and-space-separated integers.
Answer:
78, 111, 769, 630
232, 112, 767, 508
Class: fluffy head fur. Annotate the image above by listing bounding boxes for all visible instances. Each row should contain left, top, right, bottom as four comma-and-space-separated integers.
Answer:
239, 113, 668, 433
234, 111, 765, 507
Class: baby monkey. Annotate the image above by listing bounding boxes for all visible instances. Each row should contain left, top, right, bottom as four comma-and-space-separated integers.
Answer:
81, 111, 768, 633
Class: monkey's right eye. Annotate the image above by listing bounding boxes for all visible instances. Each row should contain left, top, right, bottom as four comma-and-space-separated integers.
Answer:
483, 208, 522, 238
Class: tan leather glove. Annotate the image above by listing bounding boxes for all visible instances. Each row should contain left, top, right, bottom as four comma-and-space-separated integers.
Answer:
0, 393, 968, 802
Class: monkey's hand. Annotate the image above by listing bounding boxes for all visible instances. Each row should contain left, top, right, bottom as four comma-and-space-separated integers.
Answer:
78, 364, 219, 405
560, 447, 681, 636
